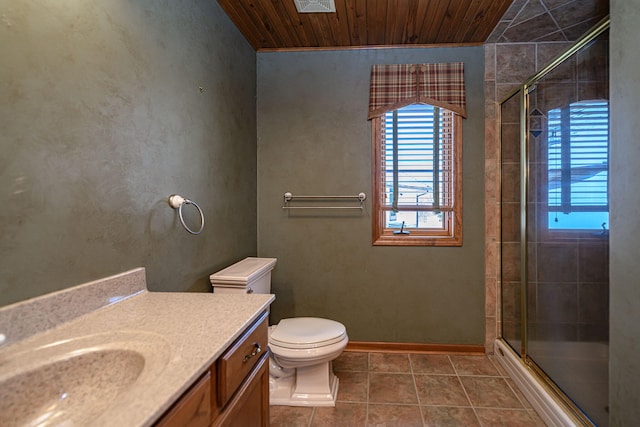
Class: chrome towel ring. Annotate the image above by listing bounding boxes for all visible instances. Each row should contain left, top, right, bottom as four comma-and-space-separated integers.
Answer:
168, 194, 205, 235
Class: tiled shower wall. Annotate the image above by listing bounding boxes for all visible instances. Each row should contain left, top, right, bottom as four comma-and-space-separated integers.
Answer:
483, 0, 608, 353
498, 92, 523, 345
485, 41, 572, 352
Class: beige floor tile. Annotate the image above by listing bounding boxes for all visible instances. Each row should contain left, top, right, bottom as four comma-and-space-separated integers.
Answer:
460, 376, 523, 408
311, 402, 367, 427
487, 354, 510, 377
369, 373, 418, 404
268, 352, 545, 426
410, 354, 456, 375
450, 355, 501, 376
370, 353, 412, 373
505, 378, 534, 409
414, 374, 471, 406
334, 351, 369, 372
336, 370, 368, 402
367, 403, 423, 426
421, 405, 481, 427
270, 405, 314, 427
474, 408, 546, 427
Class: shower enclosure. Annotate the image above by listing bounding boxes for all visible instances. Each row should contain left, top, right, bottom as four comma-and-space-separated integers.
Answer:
499, 19, 609, 427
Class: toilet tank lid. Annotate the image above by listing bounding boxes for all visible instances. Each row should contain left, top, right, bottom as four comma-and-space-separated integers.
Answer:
209, 257, 277, 285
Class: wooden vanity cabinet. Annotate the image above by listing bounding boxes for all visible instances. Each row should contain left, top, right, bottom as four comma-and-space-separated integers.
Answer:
157, 311, 270, 427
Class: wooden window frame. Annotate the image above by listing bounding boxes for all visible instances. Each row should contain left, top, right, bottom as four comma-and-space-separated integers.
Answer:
371, 108, 463, 246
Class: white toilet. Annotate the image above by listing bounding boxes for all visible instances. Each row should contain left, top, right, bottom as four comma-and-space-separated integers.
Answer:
209, 257, 348, 407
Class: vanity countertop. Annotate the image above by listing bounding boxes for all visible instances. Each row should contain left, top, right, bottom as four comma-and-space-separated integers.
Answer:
0, 268, 274, 427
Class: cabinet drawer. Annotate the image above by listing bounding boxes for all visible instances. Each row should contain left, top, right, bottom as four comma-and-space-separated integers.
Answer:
156, 371, 211, 427
213, 352, 269, 427
217, 311, 268, 406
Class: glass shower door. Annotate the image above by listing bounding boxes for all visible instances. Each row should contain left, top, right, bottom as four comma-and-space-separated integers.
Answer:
524, 29, 610, 427
500, 21, 610, 426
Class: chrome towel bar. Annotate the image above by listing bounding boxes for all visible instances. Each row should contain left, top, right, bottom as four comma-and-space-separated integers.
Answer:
282, 192, 366, 210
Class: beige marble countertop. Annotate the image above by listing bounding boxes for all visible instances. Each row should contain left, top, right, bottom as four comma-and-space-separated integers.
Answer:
0, 268, 274, 427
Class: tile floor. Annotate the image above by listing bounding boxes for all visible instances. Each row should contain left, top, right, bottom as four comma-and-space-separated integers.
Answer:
270, 351, 547, 427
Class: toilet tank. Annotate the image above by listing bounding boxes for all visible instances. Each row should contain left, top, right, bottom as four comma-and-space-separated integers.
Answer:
209, 257, 277, 294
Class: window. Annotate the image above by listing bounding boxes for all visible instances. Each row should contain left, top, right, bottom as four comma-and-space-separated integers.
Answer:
372, 104, 462, 245
367, 62, 466, 246
547, 100, 609, 231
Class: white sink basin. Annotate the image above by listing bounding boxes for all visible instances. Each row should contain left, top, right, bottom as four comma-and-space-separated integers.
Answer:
0, 331, 171, 427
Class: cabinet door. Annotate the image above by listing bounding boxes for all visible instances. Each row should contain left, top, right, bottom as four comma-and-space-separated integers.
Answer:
156, 371, 211, 427
213, 352, 269, 427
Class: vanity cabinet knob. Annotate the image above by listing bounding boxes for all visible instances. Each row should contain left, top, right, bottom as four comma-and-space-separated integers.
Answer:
242, 343, 261, 363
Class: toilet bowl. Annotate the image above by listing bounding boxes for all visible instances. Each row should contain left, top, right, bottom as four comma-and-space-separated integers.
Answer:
209, 257, 348, 407
268, 317, 348, 406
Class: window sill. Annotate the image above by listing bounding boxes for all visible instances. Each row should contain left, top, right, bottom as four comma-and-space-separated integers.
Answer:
372, 234, 462, 247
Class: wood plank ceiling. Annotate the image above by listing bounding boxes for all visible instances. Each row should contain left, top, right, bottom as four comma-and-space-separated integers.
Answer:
217, 0, 514, 51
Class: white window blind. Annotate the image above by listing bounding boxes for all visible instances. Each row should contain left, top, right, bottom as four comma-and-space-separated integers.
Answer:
547, 100, 609, 230
382, 104, 454, 229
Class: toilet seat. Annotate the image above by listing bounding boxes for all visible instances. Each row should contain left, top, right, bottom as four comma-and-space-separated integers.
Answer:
270, 317, 347, 349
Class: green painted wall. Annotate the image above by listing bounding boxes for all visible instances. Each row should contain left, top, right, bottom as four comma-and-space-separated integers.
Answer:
257, 47, 485, 344
0, 0, 257, 306
610, 0, 640, 424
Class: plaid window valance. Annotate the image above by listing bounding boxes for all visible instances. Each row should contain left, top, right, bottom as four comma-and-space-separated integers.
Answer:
368, 62, 466, 119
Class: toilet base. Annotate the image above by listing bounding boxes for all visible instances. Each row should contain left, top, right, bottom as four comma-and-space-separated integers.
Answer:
269, 361, 339, 407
